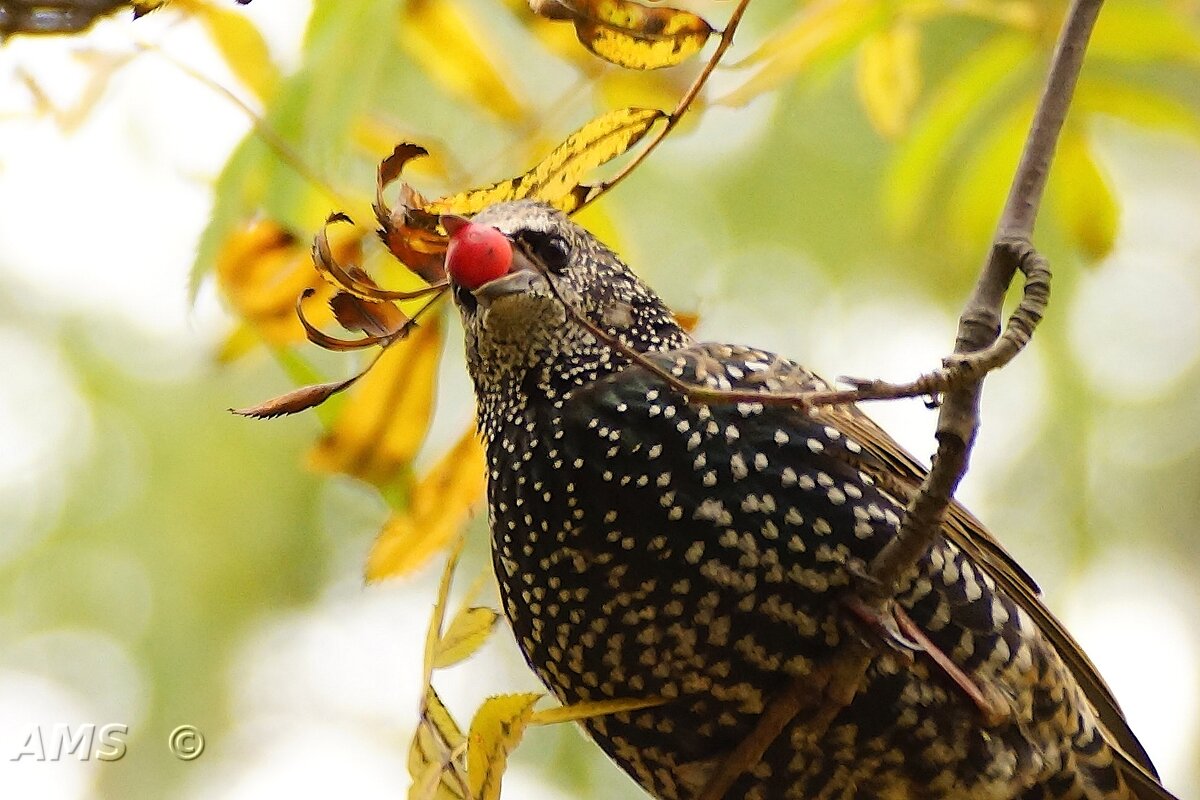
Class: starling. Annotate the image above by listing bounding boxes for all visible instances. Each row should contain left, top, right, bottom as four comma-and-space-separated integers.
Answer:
447, 200, 1177, 800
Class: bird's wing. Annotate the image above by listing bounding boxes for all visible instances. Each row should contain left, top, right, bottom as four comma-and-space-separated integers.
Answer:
677, 339, 1167, 788
825, 405, 1181, 797
566, 340, 1173, 797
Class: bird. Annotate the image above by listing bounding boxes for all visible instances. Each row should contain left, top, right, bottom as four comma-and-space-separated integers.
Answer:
442, 199, 1178, 800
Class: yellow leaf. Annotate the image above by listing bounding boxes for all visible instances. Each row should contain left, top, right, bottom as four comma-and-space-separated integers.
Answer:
673, 310, 700, 333
409, 687, 468, 800
366, 427, 487, 580
398, 0, 529, 123
855, 21, 921, 139
1051, 131, 1119, 262
466, 693, 541, 800
517, 107, 665, 204
179, 0, 279, 101
429, 107, 665, 216
434, 607, 500, 669
410, 759, 462, 800
718, 0, 878, 107
215, 218, 352, 350
308, 315, 443, 486
424, 536, 469, 679
529, 695, 668, 726
567, 0, 714, 70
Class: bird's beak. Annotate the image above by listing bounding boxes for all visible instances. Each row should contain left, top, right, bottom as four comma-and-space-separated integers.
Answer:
472, 249, 545, 306
441, 214, 469, 236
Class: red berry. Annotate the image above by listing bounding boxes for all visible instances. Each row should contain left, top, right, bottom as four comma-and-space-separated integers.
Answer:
445, 221, 512, 289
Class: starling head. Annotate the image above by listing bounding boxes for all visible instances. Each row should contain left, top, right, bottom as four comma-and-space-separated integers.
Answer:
447, 200, 689, 419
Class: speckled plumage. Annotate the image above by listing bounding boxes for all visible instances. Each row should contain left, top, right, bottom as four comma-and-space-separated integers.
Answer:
452, 200, 1177, 800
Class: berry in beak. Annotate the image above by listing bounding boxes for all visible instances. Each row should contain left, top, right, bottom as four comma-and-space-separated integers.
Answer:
442, 215, 513, 290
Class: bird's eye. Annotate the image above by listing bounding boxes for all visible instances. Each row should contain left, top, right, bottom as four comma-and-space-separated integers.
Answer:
518, 231, 571, 274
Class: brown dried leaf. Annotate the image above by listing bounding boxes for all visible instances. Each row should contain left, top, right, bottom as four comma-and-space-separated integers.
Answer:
330, 282, 409, 338
380, 143, 432, 189
230, 374, 361, 419
296, 289, 396, 352
466, 693, 541, 800
312, 213, 433, 303
376, 146, 452, 283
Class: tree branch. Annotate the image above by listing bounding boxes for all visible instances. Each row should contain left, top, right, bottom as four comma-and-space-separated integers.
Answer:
861, 0, 1102, 601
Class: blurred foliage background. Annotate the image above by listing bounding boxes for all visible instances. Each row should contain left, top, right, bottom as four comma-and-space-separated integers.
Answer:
1, 0, 1199, 798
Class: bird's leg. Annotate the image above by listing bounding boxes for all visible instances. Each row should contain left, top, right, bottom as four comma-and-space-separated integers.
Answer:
839, 594, 922, 655
892, 605, 1012, 728
840, 585, 1012, 728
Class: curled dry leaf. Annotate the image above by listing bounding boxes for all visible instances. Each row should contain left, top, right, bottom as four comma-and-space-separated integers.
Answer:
230, 373, 363, 419
375, 144, 452, 283
466, 693, 542, 800
296, 289, 402, 352
566, 0, 715, 70
329, 283, 408, 338
366, 427, 487, 580
316, 212, 447, 302
216, 218, 359, 351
